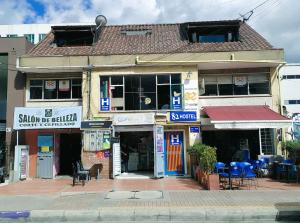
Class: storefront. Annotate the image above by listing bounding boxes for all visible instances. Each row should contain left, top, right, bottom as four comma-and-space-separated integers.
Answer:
13, 106, 82, 179
201, 106, 292, 162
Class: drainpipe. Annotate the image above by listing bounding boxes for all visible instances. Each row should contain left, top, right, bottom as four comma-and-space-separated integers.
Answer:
86, 57, 93, 120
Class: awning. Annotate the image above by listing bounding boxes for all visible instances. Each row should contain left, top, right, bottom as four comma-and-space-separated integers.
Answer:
203, 106, 291, 129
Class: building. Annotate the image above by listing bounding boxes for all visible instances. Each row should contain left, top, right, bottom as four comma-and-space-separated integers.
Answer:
0, 37, 33, 175
280, 64, 300, 140
0, 23, 91, 44
16, 19, 290, 180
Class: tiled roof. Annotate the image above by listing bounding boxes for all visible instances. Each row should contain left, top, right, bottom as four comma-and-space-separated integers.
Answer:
27, 20, 274, 57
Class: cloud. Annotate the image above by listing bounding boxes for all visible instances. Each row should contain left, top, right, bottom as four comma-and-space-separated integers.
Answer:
0, 0, 299, 62
0, 0, 34, 24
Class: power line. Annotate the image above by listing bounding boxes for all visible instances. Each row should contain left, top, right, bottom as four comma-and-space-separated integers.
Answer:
237, 0, 275, 22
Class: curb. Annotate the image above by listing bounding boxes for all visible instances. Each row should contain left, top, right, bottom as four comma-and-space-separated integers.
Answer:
1, 207, 300, 222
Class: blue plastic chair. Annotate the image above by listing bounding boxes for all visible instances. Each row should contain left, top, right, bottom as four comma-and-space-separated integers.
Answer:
214, 162, 229, 189
243, 165, 258, 189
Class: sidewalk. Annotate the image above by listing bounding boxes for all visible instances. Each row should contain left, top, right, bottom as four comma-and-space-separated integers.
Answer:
0, 178, 300, 221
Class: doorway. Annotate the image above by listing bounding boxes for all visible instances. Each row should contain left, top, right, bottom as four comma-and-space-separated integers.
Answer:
59, 133, 81, 175
164, 131, 185, 176
119, 131, 154, 175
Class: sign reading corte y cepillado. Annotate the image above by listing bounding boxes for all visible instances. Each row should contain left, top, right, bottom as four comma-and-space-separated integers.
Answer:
13, 106, 82, 130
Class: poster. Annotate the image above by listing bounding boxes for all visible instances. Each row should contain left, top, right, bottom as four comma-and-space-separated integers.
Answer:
84, 130, 111, 151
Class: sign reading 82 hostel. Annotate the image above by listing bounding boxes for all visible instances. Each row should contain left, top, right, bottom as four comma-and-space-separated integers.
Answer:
13, 106, 82, 130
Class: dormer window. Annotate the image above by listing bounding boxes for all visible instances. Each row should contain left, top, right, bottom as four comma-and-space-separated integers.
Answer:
51, 25, 95, 47
184, 20, 240, 43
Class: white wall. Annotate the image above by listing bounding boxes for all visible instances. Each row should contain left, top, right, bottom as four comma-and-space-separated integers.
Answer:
280, 64, 300, 115
199, 96, 273, 108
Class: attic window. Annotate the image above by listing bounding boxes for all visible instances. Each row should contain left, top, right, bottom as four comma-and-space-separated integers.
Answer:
51, 25, 95, 47
184, 21, 240, 43
121, 29, 152, 36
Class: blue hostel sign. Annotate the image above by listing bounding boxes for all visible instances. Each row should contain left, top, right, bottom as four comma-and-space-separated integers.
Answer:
100, 98, 110, 111
170, 111, 197, 122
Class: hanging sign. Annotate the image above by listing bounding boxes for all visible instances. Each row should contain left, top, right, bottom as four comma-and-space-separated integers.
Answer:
172, 96, 182, 110
100, 98, 110, 111
81, 120, 112, 129
13, 106, 82, 130
170, 111, 197, 122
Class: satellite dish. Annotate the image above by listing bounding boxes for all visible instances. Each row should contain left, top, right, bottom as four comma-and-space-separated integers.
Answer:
95, 15, 107, 27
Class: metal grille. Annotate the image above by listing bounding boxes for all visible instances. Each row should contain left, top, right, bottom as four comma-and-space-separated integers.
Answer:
261, 128, 274, 155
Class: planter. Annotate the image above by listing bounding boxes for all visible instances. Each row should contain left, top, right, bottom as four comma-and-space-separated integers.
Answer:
207, 173, 220, 190
196, 168, 220, 190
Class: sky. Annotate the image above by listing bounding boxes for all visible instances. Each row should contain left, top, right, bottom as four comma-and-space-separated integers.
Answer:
0, 0, 299, 62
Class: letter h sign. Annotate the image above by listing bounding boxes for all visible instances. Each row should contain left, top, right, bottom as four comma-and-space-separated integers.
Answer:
100, 98, 110, 111
170, 134, 180, 145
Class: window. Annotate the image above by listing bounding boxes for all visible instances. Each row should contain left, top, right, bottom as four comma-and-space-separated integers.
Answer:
285, 100, 300, 105
185, 21, 240, 43
100, 74, 182, 111
52, 26, 94, 47
282, 75, 300, 79
39, 33, 46, 41
201, 73, 270, 96
24, 34, 35, 43
261, 128, 274, 155
29, 80, 43, 99
199, 35, 225, 43
6, 34, 17, 37
29, 79, 82, 100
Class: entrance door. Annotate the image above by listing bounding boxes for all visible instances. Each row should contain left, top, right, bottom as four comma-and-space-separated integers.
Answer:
37, 134, 54, 179
59, 133, 81, 175
164, 131, 184, 175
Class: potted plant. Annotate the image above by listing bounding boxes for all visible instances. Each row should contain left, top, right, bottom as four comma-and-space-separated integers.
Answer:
282, 140, 300, 163
188, 143, 219, 190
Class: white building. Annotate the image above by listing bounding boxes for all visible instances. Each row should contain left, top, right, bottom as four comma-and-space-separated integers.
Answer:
280, 63, 300, 140
0, 23, 92, 44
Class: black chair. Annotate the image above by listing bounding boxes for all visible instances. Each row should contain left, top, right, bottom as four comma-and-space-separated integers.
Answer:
72, 162, 88, 186
78, 160, 91, 180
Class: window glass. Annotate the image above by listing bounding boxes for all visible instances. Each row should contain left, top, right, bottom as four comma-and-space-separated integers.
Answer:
141, 93, 156, 110
249, 83, 269, 94
141, 75, 156, 92
111, 86, 124, 110
233, 76, 248, 95
199, 35, 225, 43
44, 80, 57, 99
30, 87, 42, 99
39, 33, 46, 41
72, 79, 82, 99
100, 76, 109, 98
204, 84, 218, 96
111, 76, 123, 85
218, 76, 233, 95
125, 76, 139, 92
58, 80, 71, 99
157, 75, 170, 84
171, 74, 181, 84
125, 93, 139, 110
158, 85, 170, 109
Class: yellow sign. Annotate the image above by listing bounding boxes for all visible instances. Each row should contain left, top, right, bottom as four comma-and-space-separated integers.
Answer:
41, 146, 49, 152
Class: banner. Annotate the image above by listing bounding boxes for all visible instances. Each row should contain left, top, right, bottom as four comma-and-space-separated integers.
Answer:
45, 80, 56, 90
59, 80, 70, 91
13, 106, 82, 130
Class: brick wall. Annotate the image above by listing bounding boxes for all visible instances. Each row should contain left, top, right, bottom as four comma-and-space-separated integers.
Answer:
81, 150, 112, 179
